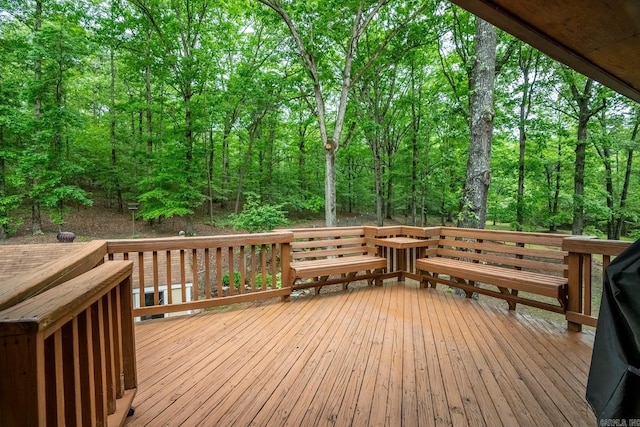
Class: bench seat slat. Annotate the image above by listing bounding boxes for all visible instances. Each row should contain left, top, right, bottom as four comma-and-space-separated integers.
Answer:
436, 248, 567, 273
291, 246, 376, 260
292, 255, 387, 279
416, 257, 566, 299
291, 237, 367, 250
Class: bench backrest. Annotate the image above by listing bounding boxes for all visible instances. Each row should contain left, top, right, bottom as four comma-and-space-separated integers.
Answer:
433, 227, 568, 275
287, 227, 377, 262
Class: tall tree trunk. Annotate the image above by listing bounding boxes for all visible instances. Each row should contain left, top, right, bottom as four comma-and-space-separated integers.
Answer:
551, 143, 562, 231
409, 58, 421, 226
458, 18, 497, 229
373, 143, 383, 226
568, 78, 604, 235
573, 112, 588, 235
31, 0, 43, 235
235, 113, 263, 213
145, 35, 153, 160
0, 127, 6, 240
410, 130, 418, 226
184, 94, 194, 236
109, 48, 123, 212
614, 118, 638, 239
206, 127, 215, 223
297, 121, 307, 191
324, 146, 337, 226
516, 47, 538, 231
385, 155, 393, 220
220, 108, 237, 209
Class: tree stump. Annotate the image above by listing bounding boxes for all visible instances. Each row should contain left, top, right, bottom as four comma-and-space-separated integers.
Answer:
56, 231, 76, 243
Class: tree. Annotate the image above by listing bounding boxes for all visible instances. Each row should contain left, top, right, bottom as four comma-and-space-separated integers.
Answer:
559, 71, 606, 235
514, 44, 542, 230
592, 100, 639, 239
256, 0, 431, 226
457, 18, 497, 228
130, 0, 215, 234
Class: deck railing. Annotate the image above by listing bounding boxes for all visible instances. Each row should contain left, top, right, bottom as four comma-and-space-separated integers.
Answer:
368, 226, 441, 280
563, 236, 631, 331
106, 232, 293, 318
3, 226, 633, 425
0, 261, 137, 426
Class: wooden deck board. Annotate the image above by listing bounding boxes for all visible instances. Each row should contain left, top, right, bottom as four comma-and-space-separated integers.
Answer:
126, 282, 595, 427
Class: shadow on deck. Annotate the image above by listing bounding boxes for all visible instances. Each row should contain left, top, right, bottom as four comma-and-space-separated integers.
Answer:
127, 281, 595, 426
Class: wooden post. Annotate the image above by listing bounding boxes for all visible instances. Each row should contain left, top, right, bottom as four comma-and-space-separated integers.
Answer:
280, 237, 292, 301
0, 328, 47, 426
566, 251, 584, 332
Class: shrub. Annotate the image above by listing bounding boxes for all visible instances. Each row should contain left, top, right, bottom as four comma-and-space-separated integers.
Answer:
230, 193, 289, 233
222, 272, 242, 288
254, 272, 282, 289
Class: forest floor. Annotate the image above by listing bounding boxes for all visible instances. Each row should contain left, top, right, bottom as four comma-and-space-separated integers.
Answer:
2, 204, 589, 329
1, 204, 348, 245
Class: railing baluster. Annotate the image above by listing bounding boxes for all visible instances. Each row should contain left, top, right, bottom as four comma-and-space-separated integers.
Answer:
54, 330, 65, 425
205, 248, 211, 298
166, 251, 173, 305
70, 318, 83, 424
261, 244, 268, 289
180, 250, 187, 303
153, 251, 159, 305
229, 247, 235, 296
584, 254, 592, 317
192, 249, 199, 301
251, 245, 257, 291
138, 252, 145, 309
102, 295, 116, 415
239, 246, 246, 295
216, 247, 223, 296
92, 299, 107, 423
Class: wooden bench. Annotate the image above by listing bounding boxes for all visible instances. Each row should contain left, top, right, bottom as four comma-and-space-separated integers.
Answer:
416, 227, 569, 313
287, 227, 388, 293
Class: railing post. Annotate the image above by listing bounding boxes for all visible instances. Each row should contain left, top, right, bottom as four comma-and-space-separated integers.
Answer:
566, 250, 584, 332
0, 327, 46, 425
280, 236, 292, 301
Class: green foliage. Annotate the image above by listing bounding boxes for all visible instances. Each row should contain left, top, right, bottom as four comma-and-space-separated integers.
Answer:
43, 185, 93, 225
230, 193, 289, 233
285, 193, 324, 214
222, 272, 242, 289
0, 0, 639, 239
137, 141, 207, 221
254, 272, 282, 289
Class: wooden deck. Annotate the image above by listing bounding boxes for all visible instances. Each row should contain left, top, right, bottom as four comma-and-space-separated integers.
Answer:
127, 282, 596, 426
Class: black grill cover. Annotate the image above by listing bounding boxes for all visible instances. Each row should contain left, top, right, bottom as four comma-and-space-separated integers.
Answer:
586, 239, 640, 421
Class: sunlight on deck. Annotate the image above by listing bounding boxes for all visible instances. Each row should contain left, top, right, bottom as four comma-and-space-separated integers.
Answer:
127, 282, 595, 426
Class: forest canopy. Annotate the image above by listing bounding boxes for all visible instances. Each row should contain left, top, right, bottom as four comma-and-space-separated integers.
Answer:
0, 0, 638, 239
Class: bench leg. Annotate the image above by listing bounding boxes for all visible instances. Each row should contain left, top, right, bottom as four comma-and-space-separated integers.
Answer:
420, 272, 437, 289
316, 276, 330, 294
498, 287, 518, 310
373, 269, 384, 287
343, 272, 358, 290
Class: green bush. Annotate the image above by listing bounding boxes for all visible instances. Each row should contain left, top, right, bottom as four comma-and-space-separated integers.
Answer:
254, 272, 282, 289
222, 272, 242, 288
230, 193, 289, 233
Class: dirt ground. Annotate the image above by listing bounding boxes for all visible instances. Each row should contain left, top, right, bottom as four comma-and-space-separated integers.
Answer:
1, 205, 325, 245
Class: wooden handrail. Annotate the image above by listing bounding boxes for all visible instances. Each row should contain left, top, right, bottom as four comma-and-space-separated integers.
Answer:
0, 261, 137, 426
0, 240, 108, 311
